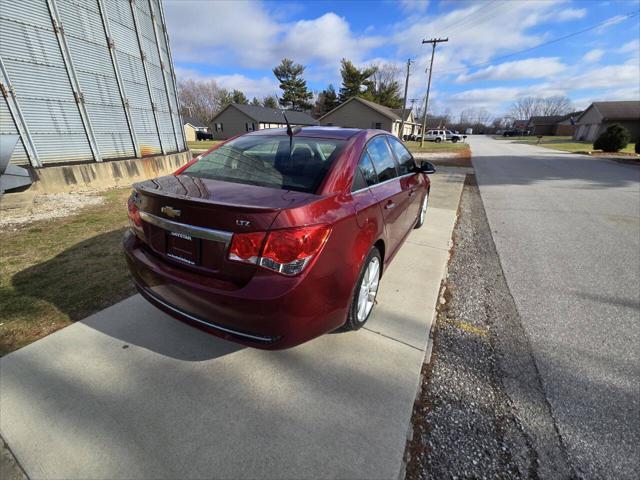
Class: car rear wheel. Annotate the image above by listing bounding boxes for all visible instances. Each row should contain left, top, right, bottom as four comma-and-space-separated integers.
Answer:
435, 137, 442, 143
344, 247, 382, 330
414, 192, 429, 229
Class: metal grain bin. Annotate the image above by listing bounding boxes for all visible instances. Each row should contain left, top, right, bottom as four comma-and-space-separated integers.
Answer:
0, 0, 186, 167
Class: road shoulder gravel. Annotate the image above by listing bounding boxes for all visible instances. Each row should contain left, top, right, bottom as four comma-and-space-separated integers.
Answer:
404, 176, 573, 479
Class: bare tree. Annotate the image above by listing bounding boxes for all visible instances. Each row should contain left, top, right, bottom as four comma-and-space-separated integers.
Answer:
178, 78, 231, 125
508, 95, 573, 119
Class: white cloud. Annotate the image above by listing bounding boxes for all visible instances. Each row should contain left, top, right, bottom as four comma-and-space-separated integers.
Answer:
582, 49, 604, 62
398, 0, 429, 13
164, 1, 381, 69
553, 8, 587, 21
455, 57, 566, 83
175, 68, 279, 99
618, 40, 639, 54
277, 13, 384, 66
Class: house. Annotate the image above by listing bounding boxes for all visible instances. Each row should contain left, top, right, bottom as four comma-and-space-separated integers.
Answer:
527, 115, 566, 136
573, 101, 640, 142
318, 97, 420, 139
210, 104, 318, 140
183, 116, 209, 142
554, 112, 583, 136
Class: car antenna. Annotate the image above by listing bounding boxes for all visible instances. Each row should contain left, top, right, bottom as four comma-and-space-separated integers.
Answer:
282, 112, 301, 160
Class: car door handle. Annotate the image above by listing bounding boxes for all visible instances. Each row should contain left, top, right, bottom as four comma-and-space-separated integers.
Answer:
408, 188, 417, 197
384, 201, 396, 210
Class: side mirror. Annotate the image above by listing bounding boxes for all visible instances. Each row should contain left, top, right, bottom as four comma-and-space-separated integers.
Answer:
416, 161, 436, 174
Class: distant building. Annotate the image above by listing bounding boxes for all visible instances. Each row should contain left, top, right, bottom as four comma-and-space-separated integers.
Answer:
527, 116, 566, 136
573, 101, 640, 142
183, 116, 209, 142
554, 112, 583, 136
318, 97, 419, 139
210, 104, 318, 140
527, 112, 583, 136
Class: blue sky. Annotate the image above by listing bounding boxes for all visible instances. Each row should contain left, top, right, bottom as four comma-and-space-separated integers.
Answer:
165, 0, 640, 117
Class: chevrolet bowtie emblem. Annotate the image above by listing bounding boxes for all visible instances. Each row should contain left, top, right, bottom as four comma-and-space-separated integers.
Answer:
161, 206, 181, 218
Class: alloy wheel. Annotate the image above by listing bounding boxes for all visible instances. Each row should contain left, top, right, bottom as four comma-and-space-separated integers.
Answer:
357, 256, 380, 323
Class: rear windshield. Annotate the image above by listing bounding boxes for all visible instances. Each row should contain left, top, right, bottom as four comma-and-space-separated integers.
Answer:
183, 135, 345, 193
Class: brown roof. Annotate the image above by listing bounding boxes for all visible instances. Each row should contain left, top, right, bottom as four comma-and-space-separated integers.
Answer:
320, 97, 415, 123
579, 101, 640, 122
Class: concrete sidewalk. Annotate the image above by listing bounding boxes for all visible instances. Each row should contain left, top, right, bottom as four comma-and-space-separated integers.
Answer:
0, 173, 465, 480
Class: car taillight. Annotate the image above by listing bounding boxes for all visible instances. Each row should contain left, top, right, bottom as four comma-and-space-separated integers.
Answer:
127, 193, 144, 239
228, 225, 331, 276
228, 231, 266, 264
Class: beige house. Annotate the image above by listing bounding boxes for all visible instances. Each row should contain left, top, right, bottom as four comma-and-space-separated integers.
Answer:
183, 116, 209, 142
318, 97, 419, 139
573, 101, 640, 142
210, 104, 318, 140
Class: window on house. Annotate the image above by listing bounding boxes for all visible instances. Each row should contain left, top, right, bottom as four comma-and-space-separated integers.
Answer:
374, 122, 382, 129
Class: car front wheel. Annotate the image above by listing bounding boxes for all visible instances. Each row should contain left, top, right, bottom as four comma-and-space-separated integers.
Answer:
344, 247, 382, 330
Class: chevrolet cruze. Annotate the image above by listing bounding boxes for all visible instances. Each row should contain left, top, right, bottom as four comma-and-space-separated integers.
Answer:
123, 127, 435, 349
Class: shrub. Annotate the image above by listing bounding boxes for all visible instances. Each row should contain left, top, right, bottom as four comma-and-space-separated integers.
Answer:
593, 124, 631, 152
635, 139, 640, 154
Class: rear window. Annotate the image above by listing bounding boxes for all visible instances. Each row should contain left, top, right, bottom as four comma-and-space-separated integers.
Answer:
183, 135, 345, 193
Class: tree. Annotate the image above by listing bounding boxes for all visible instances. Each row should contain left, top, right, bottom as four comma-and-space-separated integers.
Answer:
508, 95, 573, 120
368, 63, 403, 108
177, 78, 230, 125
262, 95, 279, 109
250, 96, 261, 106
339, 59, 377, 102
232, 89, 248, 104
593, 124, 631, 152
272, 58, 313, 111
313, 84, 340, 118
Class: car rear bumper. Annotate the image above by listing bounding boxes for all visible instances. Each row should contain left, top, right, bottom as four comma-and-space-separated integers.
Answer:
123, 230, 351, 349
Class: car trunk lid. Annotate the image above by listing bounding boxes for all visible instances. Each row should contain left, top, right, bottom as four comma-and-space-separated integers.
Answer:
133, 174, 319, 284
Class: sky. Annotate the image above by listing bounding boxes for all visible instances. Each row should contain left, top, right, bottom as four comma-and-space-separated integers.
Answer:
164, 0, 640, 118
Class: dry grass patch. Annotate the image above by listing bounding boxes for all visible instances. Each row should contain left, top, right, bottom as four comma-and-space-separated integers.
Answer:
0, 188, 136, 355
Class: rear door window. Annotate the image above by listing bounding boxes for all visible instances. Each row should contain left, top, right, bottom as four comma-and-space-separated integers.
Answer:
352, 152, 378, 191
387, 136, 415, 175
366, 136, 398, 183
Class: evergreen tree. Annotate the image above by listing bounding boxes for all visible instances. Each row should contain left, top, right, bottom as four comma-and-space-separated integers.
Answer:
250, 97, 261, 106
339, 59, 377, 103
232, 89, 248, 104
219, 89, 233, 108
313, 84, 340, 118
262, 95, 279, 109
272, 58, 313, 111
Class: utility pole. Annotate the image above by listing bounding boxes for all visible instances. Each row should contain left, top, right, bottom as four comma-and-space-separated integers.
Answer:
420, 37, 448, 147
399, 58, 413, 141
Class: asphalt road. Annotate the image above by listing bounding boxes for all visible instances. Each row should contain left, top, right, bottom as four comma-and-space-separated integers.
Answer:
471, 136, 640, 478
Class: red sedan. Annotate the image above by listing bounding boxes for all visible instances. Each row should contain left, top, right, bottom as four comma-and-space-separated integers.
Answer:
123, 127, 435, 349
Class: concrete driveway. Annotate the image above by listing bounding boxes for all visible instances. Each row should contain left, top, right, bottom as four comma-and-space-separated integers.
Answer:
470, 136, 640, 478
1, 173, 465, 480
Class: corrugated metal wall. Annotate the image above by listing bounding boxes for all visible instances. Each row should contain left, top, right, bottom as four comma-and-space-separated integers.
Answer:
0, 0, 185, 166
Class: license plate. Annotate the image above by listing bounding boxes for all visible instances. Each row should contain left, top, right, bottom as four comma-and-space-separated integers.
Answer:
166, 231, 199, 265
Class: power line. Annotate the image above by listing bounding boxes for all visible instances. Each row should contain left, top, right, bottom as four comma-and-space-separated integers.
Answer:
440, 10, 639, 75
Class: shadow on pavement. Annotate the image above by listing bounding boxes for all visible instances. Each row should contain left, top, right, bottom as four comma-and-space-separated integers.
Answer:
11, 229, 243, 361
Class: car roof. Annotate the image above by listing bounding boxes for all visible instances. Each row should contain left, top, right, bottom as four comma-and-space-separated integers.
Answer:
244, 126, 363, 140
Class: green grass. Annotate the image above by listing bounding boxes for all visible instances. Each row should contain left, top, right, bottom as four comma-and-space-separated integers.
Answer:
0, 188, 136, 356
405, 140, 471, 154
188, 140, 222, 150
494, 135, 637, 154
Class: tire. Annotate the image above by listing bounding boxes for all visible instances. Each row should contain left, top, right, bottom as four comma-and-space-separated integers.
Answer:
451, 137, 458, 143
435, 137, 442, 143
344, 247, 382, 331
414, 192, 429, 229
